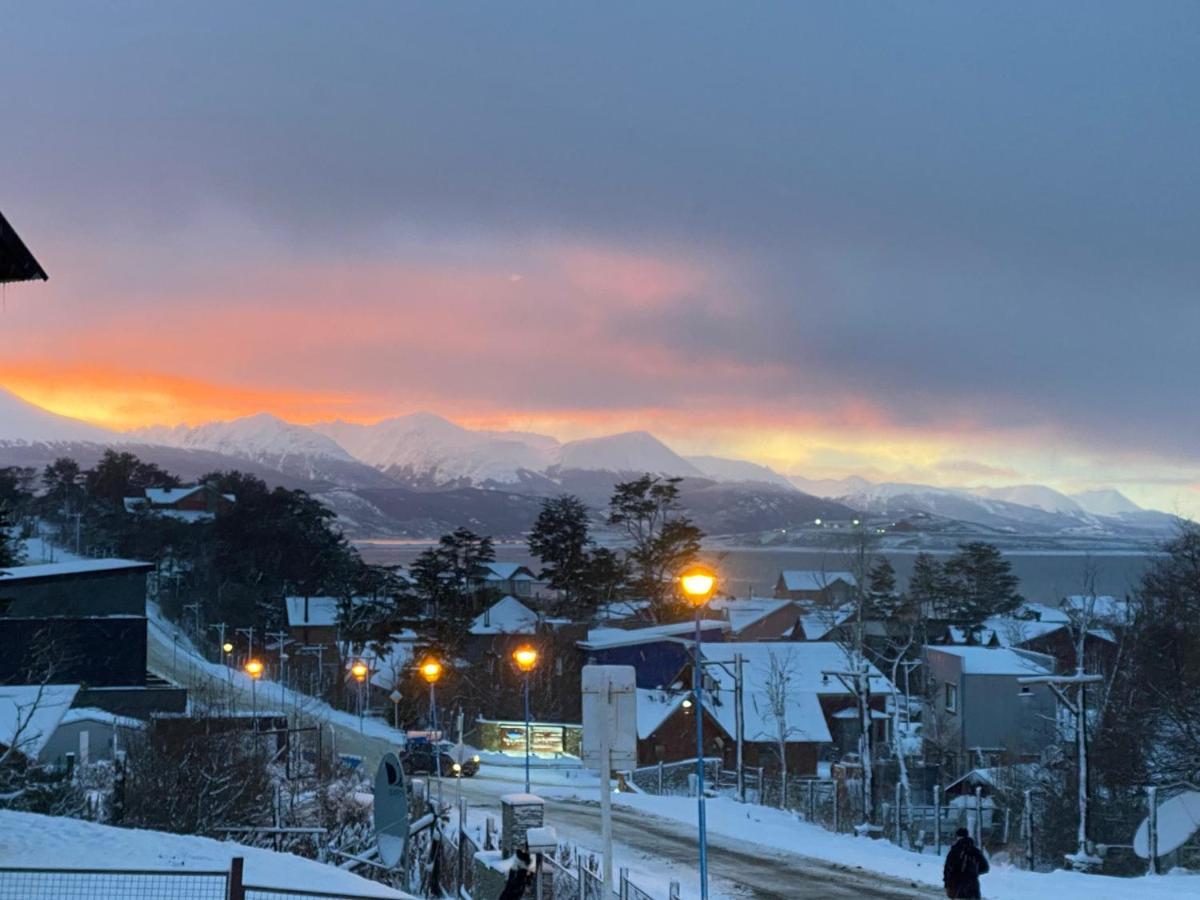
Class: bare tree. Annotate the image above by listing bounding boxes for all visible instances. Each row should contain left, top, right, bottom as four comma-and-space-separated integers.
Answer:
757, 649, 799, 805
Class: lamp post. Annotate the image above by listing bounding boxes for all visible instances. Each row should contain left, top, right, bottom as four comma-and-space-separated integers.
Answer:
351, 659, 369, 733
244, 658, 264, 729
420, 657, 444, 803
512, 644, 539, 793
679, 565, 717, 900
221, 641, 235, 708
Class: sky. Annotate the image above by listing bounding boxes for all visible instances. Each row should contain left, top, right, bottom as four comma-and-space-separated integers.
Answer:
0, 2, 1198, 515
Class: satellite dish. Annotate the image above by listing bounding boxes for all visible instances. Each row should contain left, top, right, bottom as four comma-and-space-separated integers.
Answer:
374, 751, 410, 867
1133, 790, 1200, 858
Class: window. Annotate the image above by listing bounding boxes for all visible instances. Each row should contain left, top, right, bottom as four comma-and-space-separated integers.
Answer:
944, 682, 958, 713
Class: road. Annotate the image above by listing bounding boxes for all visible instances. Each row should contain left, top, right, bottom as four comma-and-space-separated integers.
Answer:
146, 620, 936, 899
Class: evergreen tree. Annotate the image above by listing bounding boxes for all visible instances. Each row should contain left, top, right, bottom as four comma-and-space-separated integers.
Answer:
864, 556, 904, 617
608, 475, 703, 622
84, 449, 180, 507
528, 495, 594, 614
943, 542, 1023, 634
907, 556, 945, 619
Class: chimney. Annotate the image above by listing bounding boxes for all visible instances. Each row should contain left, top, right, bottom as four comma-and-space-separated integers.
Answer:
484, 604, 490, 627
304, 595, 310, 624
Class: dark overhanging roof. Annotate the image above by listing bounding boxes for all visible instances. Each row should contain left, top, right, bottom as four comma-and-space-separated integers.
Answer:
0, 209, 48, 284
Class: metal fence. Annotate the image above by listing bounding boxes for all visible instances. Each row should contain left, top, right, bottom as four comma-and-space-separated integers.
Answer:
0, 862, 398, 900
0, 868, 228, 900
628, 759, 722, 797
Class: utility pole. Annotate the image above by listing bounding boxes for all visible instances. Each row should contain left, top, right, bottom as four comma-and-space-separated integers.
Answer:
208, 622, 228, 656
183, 602, 202, 639
1018, 669, 1104, 870
734, 653, 745, 803
268, 629, 289, 714
236, 626, 255, 664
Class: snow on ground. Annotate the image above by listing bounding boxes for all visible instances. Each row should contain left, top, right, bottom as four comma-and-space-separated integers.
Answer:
146, 600, 412, 747
0, 810, 410, 898
598, 793, 1199, 900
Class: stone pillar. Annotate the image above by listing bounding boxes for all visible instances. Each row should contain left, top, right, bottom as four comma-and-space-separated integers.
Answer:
501, 793, 545, 856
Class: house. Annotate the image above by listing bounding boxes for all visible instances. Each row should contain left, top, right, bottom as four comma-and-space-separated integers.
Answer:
0, 208, 48, 284
470, 562, 541, 599
284, 596, 345, 648
773, 570, 857, 603
710, 596, 803, 640
935, 606, 1120, 676
465, 595, 541, 664
922, 645, 1057, 779
37, 707, 144, 769
636, 641, 892, 773
0, 559, 185, 718
0, 684, 79, 765
578, 619, 729, 690
123, 484, 236, 523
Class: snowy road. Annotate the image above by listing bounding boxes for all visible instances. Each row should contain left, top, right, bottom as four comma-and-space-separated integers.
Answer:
146, 620, 935, 898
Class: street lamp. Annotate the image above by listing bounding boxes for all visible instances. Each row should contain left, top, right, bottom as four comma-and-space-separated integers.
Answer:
512, 644, 539, 793
679, 565, 716, 900
244, 658, 264, 728
420, 657, 444, 793
222, 641, 234, 654
351, 659, 369, 733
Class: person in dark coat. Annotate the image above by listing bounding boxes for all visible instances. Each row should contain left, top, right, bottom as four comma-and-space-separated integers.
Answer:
498, 846, 535, 900
944, 828, 989, 899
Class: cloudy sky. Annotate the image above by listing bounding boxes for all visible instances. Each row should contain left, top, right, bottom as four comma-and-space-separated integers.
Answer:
1, 2, 1197, 514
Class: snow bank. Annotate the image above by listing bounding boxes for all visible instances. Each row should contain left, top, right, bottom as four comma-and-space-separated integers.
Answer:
0, 810, 409, 898
611, 794, 1199, 900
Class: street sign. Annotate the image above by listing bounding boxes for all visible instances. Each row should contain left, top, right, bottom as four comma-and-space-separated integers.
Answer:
374, 751, 409, 867
581, 665, 637, 771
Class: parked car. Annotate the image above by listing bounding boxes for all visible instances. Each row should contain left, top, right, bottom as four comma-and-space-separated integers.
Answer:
400, 740, 480, 778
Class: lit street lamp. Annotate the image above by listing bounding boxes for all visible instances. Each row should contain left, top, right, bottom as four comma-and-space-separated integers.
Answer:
351, 659, 369, 733
680, 565, 717, 900
420, 657, 444, 798
244, 658, 264, 729
512, 644, 539, 793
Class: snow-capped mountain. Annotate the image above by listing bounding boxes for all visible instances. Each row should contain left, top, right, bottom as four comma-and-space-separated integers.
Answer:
0, 387, 114, 443
554, 431, 703, 478
135, 413, 355, 462
313, 412, 557, 486
129, 413, 395, 488
687, 455, 796, 490
968, 484, 1085, 515
1072, 489, 1142, 517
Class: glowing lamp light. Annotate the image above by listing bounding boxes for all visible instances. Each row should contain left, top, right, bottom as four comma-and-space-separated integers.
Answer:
679, 567, 717, 605
681, 697, 693, 709
419, 657, 443, 684
351, 660, 369, 682
452, 762, 462, 773
222, 642, 234, 654
244, 659, 264, 679
512, 645, 539, 673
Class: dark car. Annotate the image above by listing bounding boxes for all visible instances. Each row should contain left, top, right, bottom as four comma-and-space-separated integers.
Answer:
400, 741, 480, 778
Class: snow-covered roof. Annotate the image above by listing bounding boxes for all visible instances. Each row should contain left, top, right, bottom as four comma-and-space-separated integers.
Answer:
477, 562, 535, 582
285, 596, 342, 628
0, 558, 152, 582
141, 486, 236, 506
926, 645, 1055, 676
702, 642, 891, 698
469, 595, 538, 635
580, 619, 729, 650
711, 597, 797, 634
637, 689, 689, 739
1063, 595, 1128, 622
0, 684, 80, 760
697, 643, 883, 744
59, 707, 144, 730
779, 570, 857, 591
796, 604, 855, 640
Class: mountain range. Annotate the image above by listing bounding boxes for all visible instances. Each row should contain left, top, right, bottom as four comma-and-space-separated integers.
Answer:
0, 387, 1180, 542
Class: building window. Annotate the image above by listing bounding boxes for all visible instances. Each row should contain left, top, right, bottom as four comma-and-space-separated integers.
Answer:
945, 682, 958, 713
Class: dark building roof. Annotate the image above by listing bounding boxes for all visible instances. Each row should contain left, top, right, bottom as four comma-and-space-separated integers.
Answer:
0, 209, 48, 284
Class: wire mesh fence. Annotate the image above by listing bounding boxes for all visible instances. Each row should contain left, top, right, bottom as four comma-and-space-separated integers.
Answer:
0, 868, 228, 900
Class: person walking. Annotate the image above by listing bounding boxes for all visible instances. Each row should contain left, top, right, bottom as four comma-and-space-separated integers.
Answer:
944, 827, 989, 899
